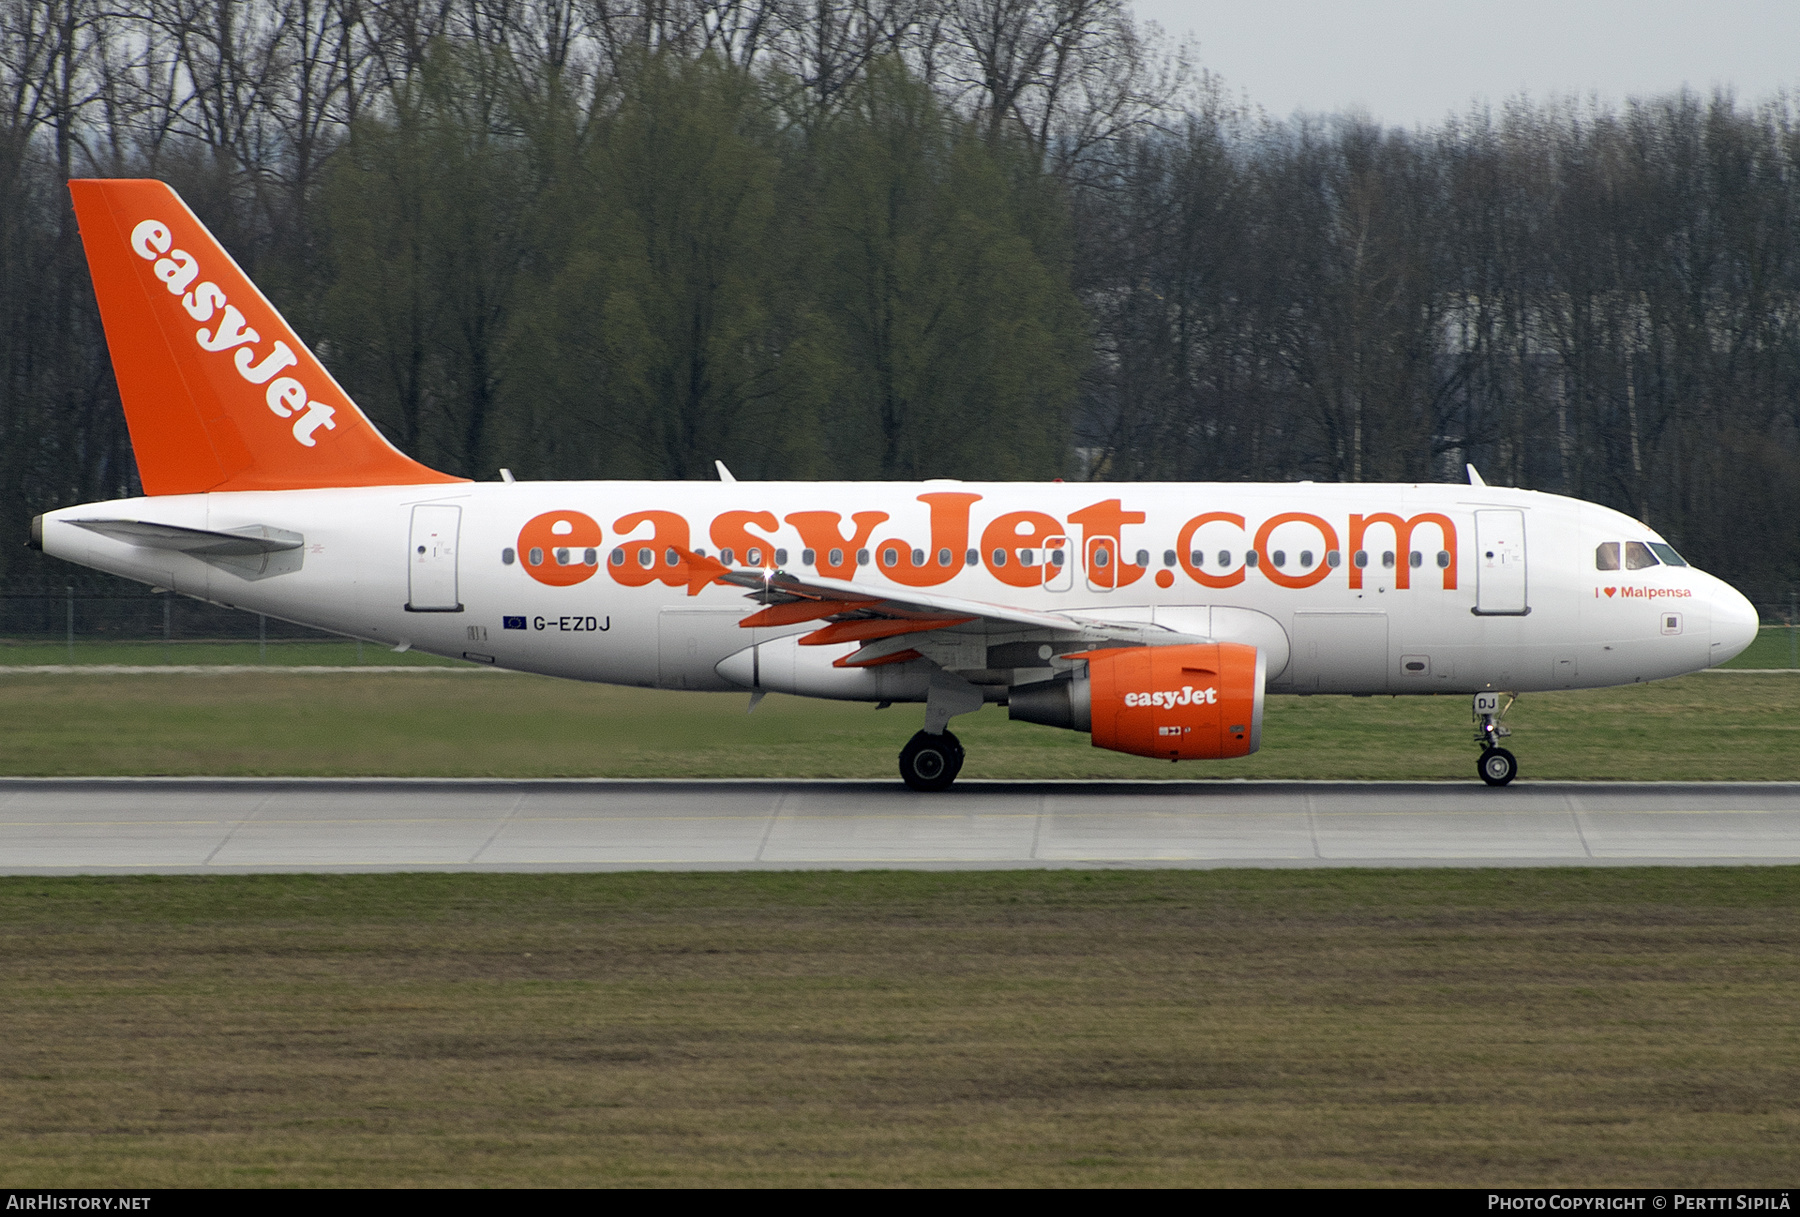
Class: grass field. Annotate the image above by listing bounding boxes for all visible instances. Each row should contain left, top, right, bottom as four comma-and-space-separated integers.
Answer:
3, 648, 1795, 1187
1, 868, 1795, 1187
0, 667, 1796, 780
1721, 624, 1800, 669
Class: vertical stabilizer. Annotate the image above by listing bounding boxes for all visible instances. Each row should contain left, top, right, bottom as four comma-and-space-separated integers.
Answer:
69, 178, 463, 494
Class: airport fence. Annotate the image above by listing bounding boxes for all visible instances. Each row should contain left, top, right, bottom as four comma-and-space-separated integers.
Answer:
0, 574, 355, 663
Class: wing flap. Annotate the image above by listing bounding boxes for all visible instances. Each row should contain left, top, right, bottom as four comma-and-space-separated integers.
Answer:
669, 547, 1210, 656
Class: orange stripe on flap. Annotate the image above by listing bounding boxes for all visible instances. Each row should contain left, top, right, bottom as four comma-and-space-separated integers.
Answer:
671, 546, 732, 595
834, 648, 923, 669
740, 601, 846, 627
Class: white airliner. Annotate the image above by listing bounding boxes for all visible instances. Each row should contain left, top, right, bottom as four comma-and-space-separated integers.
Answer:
29, 180, 1760, 789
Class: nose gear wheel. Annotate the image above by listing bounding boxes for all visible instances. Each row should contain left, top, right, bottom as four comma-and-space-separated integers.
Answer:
1479, 746, 1518, 786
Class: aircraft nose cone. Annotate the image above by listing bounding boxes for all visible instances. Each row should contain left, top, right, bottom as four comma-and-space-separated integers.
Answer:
1711, 584, 1759, 666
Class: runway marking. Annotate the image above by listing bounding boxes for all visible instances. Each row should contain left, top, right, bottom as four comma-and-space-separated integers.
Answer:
468, 791, 526, 864
1559, 794, 1596, 856
202, 791, 271, 866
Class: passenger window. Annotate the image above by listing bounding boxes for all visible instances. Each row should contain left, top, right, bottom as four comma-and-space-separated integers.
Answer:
1595, 542, 1619, 571
1648, 542, 1688, 567
1625, 541, 1659, 570
720, 547, 735, 566
1163, 550, 1178, 567
803, 548, 816, 566
1381, 551, 1395, 569
1216, 550, 1230, 566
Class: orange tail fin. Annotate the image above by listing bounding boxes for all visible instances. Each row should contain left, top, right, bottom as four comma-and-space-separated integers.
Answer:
69, 179, 463, 494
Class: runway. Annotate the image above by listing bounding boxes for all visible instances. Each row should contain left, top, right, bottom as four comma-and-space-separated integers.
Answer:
3, 777, 1800, 872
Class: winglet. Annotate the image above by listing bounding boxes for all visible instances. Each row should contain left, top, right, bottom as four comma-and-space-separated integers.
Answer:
673, 545, 733, 595
69, 179, 464, 494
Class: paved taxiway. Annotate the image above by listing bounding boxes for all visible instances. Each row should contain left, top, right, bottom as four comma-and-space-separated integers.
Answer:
3, 778, 1800, 871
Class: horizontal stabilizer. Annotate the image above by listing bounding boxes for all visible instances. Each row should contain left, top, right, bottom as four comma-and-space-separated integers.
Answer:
70, 518, 303, 556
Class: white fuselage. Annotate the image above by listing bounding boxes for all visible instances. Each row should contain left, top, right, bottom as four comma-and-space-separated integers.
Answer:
39, 479, 1758, 697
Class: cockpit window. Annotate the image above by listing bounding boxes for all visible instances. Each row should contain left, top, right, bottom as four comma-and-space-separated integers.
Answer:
1625, 541, 1659, 570
1648, 542, 1688, 567
1595, 542, 1619, 571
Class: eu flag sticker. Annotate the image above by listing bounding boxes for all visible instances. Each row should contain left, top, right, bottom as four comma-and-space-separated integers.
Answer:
503, 616, 527, 630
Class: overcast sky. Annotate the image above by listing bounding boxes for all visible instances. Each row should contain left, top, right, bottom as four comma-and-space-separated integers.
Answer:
1129, 0, 1798, 129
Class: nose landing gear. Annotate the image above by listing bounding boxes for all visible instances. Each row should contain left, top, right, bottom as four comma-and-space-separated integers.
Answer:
1474, 691, 1518, 785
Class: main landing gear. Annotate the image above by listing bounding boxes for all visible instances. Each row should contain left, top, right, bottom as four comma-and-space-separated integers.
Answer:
898, 670, 983, 792
899, 729, 965, 792
1473, 691, 1518, 786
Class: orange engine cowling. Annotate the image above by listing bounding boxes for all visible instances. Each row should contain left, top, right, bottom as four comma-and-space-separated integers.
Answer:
1079, 642, 1265, 760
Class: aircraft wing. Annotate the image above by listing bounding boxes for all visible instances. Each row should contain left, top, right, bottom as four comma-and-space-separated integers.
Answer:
676, 548, 1200, 669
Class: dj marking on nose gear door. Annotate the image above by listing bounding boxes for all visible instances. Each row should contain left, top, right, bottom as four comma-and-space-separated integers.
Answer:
31, 179, 1762, 790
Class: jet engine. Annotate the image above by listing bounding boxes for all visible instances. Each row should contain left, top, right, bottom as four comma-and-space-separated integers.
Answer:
1009, 642, 1265, 760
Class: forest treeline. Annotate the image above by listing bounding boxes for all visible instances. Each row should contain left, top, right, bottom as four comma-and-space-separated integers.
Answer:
4, 1, 1800, 603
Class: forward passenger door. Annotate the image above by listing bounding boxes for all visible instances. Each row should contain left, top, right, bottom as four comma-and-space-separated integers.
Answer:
1474, 510, 1528, 615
